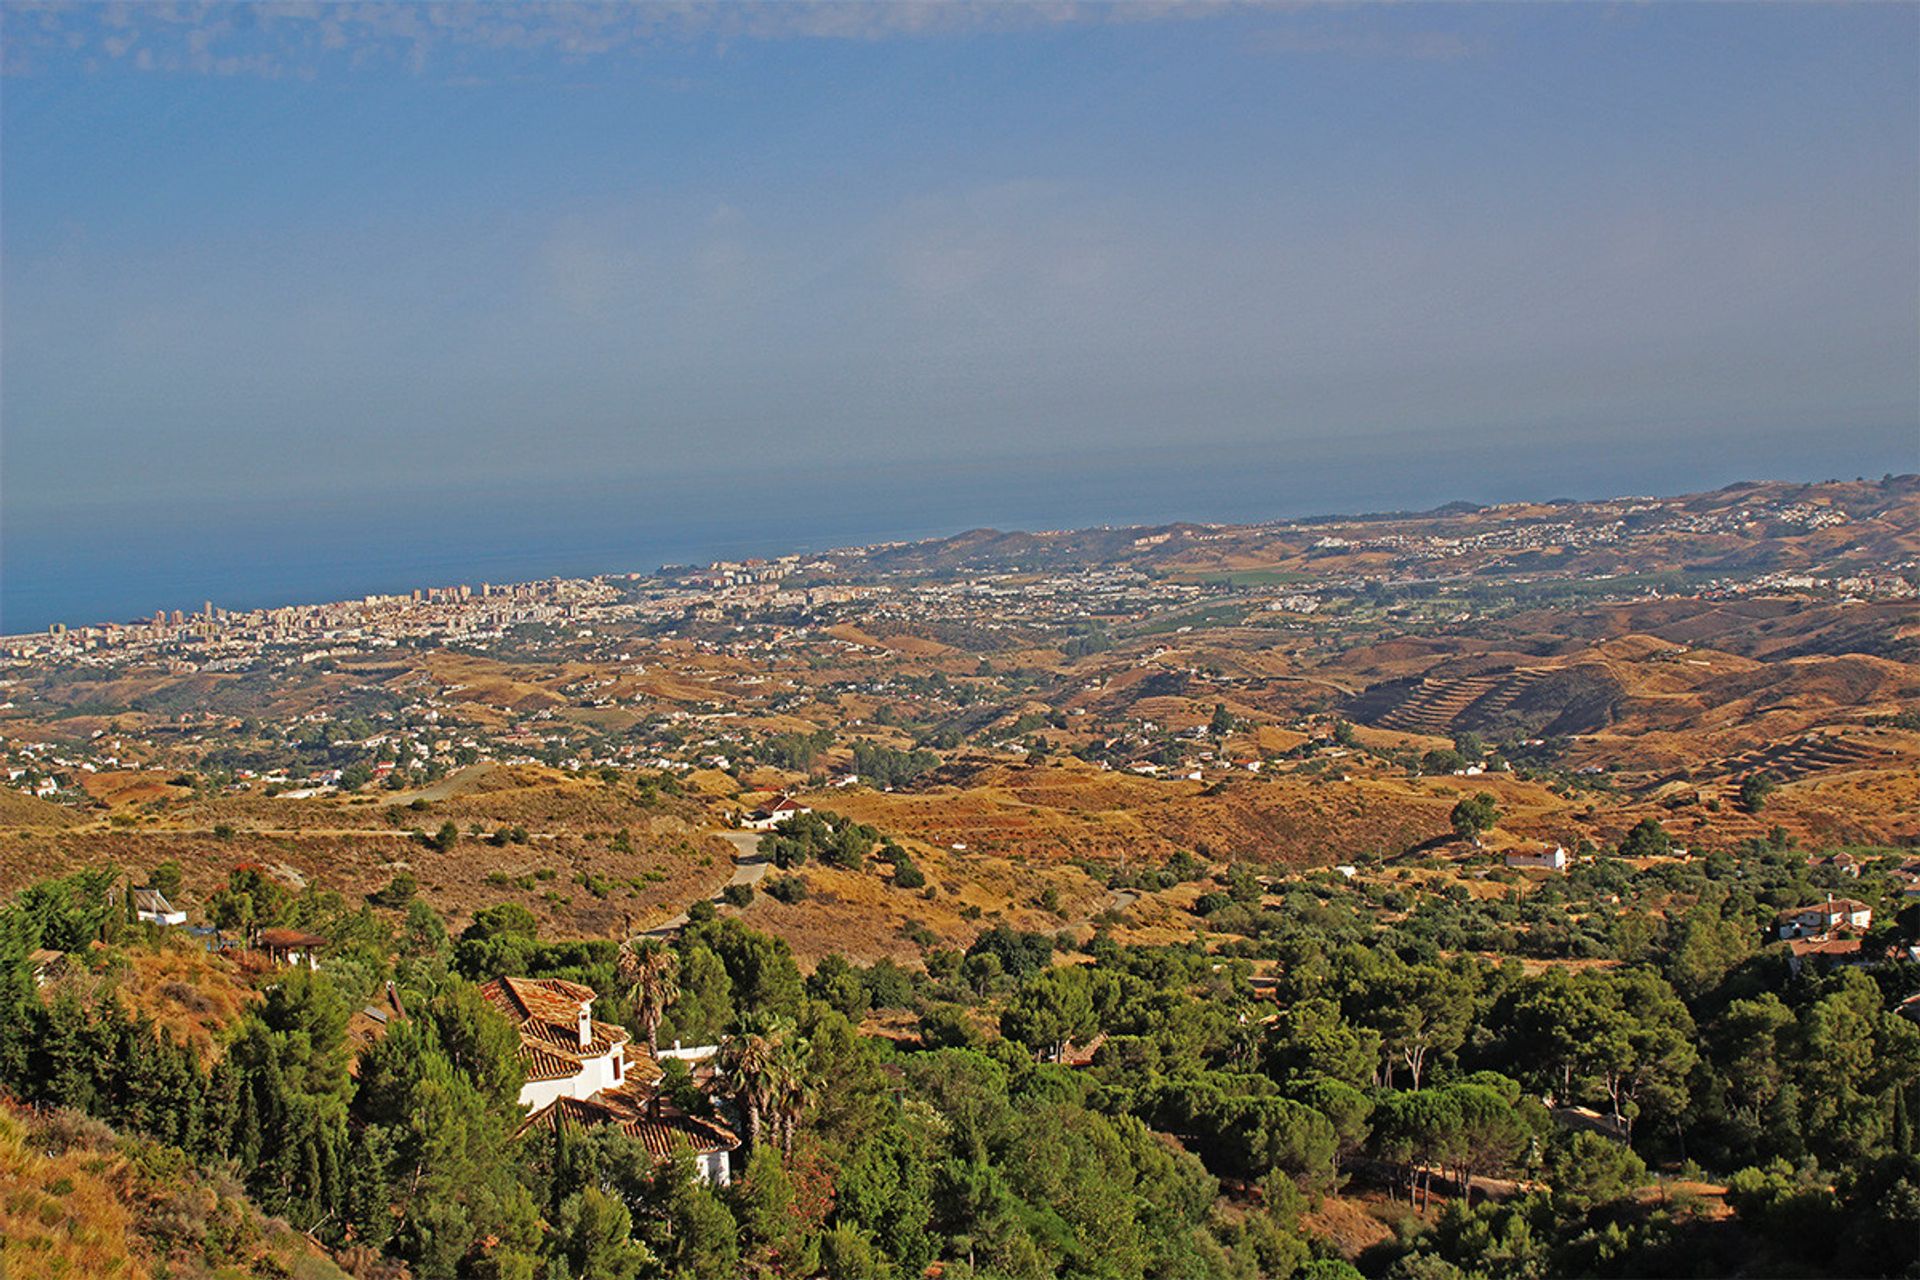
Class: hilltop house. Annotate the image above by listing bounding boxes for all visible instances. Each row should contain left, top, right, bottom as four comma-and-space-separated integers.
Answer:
1506, 845, 1569, 872
742, 795, 809, 831
132, 887, 187, 927
485, 976, 739, 1184
1776, 897, 1872, 941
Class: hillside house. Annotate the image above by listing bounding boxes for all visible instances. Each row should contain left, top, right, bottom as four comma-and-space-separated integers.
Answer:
488, 977, 740, 1185
1775, 897, 1872, 940
256, 927, 328, 969
1505, 845, 1569, 872
742, 795, 810, 831
481, 976, 640, 1111
1807, 851, 1862, 879
1786, 935, 1867, 975
522, 1087, 739, 1186
132, 887, 187, 927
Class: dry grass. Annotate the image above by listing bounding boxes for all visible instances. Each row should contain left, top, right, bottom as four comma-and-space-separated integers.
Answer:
726, 840, 1107, 966
0, 1106, 146, 1279
1300, 1194, 1397, 1259
117, 942, 259, 1063
0, 1103, 350, 1280
78, 772, 185, 810
0, 821, 732, 943
0, 788, 82, 830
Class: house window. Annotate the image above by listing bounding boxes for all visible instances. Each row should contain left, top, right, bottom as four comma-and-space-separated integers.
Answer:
612, 1054, 623, 1083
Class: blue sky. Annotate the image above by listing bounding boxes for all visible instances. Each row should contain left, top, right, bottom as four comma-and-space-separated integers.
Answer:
2, 2, 1916, 627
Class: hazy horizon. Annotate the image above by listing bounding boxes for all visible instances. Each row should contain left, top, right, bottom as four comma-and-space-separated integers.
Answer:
7, 452, 1915, 634
4, 1, 1916, 630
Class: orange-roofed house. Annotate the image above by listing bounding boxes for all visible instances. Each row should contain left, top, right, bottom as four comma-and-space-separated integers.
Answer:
1775, 897, 1872, 941
480, 975, 645, 1112
741, 795, 809, 831
522, 1086, 739, 1186
484, 974, 740, 1184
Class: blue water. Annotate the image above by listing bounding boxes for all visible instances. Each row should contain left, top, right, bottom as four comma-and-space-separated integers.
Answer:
5, 436, 1914, 633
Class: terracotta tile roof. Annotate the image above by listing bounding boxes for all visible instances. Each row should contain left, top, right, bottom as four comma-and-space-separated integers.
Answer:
521, 1083, 738, 1158
1789, 936, 1863, 958
522, 1043, 588, 1082
256, 928, 328, 948
1060, 1032, 1109, 1068
480, 976, 631, 1071
483, 975, 599, 1022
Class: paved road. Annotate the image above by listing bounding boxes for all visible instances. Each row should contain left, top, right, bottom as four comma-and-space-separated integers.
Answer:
717, 831, 771, 886
643, 830, 766, 936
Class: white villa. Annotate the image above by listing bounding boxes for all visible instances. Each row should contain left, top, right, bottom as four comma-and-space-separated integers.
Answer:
741, 795, 810, 831
1776, 897, 1873, 941
480, 975, 635, 1110
482, 975, 739, 1184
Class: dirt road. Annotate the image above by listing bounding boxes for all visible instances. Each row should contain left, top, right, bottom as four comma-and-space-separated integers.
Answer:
643, 830, 766, 935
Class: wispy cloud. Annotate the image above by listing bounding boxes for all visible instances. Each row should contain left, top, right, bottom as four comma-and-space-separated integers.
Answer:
2, 1, 1243, 80
1251, 23, 1480, 62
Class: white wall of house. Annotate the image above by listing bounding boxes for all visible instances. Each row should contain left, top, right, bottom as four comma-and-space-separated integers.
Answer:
516, 1045, 626, 1111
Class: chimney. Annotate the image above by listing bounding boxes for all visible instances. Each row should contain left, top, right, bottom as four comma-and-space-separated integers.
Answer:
578, 1001, 592, 1049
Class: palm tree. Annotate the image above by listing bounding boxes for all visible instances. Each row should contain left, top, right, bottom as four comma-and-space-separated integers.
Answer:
718, 1026, 779, 1155
765, 1032, 812, 1158
618, 938, 680, 1051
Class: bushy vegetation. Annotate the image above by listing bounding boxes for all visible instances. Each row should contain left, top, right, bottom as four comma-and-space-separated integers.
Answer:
849, 740, 940, 789
764, 809, 879, 871
4, 840, 1919, 1280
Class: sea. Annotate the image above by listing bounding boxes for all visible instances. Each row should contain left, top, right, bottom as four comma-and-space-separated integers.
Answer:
4, 440, 1912, 635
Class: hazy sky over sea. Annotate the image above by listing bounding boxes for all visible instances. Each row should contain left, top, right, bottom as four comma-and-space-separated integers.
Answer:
2, 1, 1916, 630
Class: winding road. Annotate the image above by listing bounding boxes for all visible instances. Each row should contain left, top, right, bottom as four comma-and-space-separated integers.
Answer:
642, 830, 768, 936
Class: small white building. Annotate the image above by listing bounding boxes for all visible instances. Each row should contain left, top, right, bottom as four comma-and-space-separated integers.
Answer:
741, 795, 810, 831
1505, 845, 1569, 871
132, 887, 187, 927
